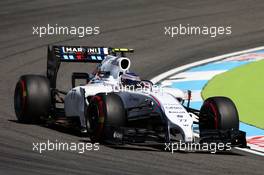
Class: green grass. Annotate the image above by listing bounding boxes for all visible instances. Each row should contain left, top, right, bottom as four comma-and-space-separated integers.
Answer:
202, 60, 264, 129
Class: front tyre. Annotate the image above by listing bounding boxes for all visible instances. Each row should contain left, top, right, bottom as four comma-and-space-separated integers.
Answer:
199, 96, 239, 133
87, 93, 126, 142
14, 75, 51, 123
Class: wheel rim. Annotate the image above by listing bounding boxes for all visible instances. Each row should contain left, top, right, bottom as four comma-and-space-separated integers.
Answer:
89, 103, 100, 132
200, 101, 219, 130
14, 80, 26, 119
88, 96, 105, 141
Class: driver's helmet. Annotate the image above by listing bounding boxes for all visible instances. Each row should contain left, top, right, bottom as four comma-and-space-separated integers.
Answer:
120, 72, 141, 87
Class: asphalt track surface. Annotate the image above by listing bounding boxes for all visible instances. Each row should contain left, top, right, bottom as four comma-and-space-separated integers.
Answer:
1, 0, 264, 174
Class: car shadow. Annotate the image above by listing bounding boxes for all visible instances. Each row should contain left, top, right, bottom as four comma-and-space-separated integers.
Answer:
9, 119, 245, 156
8, 119, 87, 137
78, 138, 244, 156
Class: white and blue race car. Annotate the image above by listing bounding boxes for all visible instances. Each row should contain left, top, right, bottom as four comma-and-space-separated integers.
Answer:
14, 46, 247, 148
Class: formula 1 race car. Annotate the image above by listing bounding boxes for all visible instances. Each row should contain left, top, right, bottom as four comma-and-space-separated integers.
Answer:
14, 45, 247, 148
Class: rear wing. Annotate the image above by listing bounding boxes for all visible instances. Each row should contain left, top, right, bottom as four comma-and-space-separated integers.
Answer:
47, 45, 133, 88
52, 46, 109, 63
50, 45, 134, 63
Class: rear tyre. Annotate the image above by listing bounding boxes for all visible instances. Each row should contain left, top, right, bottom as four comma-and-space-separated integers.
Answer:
87, 93, 126, 142
199, 96, 239, 133
14, 75, 51, 123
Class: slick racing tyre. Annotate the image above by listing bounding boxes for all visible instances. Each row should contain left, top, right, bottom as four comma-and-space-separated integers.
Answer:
87, 93, 126, 142
199, 96, 239, 133
14, 75, 51, 123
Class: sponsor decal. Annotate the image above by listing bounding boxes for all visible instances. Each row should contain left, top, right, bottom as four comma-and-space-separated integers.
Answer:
62, 47, 100, 54
59, 47, 109, 61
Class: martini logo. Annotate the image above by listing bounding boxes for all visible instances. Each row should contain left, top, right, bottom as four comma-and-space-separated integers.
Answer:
62, 47, 99, 54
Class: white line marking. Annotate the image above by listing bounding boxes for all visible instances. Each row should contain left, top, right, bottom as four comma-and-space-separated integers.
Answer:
162, 70, 226, 83
247, 143, 264, 153
151, 46, 264, 83
151, 46, 264, 156
235, 147, 264, 156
